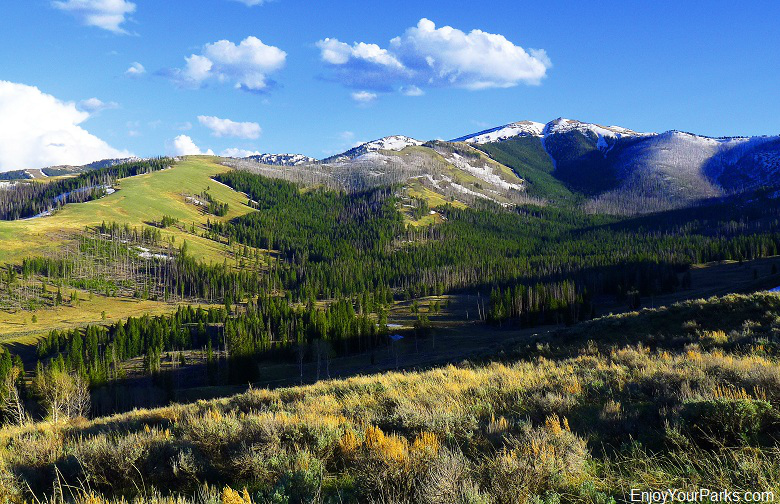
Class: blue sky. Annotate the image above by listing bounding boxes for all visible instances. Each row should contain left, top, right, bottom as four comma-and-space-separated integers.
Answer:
0, 0, 779, 170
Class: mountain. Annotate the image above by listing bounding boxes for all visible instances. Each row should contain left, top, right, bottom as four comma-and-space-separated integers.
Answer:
225, 138, 537, 208
242, 153, 317, 166
460, 118, 780, 214
224, 120, 780, 214
322, 135, 423, 163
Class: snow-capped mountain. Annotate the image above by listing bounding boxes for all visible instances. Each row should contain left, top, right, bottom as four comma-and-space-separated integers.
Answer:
227, 118, 780, 216
451, 121, 545, 144
323, 135, 423, 163
244, 153, 317, 166
457, 117, 780, 214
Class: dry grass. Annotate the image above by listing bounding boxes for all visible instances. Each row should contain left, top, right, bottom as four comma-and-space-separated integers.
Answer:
2, 294, 780, 502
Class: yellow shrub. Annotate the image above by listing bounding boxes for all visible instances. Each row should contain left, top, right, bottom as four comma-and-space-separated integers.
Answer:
703, 330, 728, 345
221, 486, 253, 504
79, 493, 110, 504
411, 431, 440, 455
563, 377, 583, 395
339, 429, 361, 456
544, 414, 564, 436
364, 425, 408, 463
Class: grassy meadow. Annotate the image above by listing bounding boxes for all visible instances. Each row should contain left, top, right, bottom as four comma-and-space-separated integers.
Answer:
2, 292, 780, 503
0, 157, 255, 265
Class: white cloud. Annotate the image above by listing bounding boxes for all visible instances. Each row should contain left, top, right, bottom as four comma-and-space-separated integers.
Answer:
317, 18, 551, 95
230, 0, 265, 5
125, 62, 145, 77
78, 97, 119, 113
198, 115, 261, 139
173, 36, 286, 92
0, 81, 129, 171
351, 91, 377, 104
317, 39, 404, 69
168, 135, 214, 156
401, 85, 424, 97
221, 148, 262, 158
52, 0, 136, 34
182, 55, 213, 83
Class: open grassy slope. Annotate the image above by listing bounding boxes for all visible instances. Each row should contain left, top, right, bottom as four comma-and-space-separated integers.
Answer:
2, 292, 780, 502
0, 157, 255, 265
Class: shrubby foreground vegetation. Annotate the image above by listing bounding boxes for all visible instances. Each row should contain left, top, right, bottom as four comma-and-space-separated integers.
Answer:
2, 292, 780, 503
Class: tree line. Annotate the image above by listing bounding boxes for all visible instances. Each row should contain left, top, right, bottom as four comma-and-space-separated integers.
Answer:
0, 158, 172, 220
212, 171, 780, 307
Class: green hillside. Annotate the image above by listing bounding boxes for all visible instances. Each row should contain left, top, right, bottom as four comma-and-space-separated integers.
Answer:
474, 136, 576, 201
0, 157, 255, 265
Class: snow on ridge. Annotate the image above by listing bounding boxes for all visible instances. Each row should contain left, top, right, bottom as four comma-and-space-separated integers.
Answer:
324, 136, 423, 163
453, 120, 545, 144
544, 118, 654, 139
245, 153, 317, 166
364, 135, 423, 152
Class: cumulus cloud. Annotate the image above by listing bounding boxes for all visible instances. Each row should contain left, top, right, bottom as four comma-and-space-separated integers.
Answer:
172, 36, 286, 92
198, 115, 261, 139
52, 0, 136, 34
0, 81, 129, 171
125, 62, 145, 77
78, 97, 119, 113
317, 18, 551, 96
168, 135, 214, 156
317, 39, 404, 69
351, 91, 377, 104
221, 148, 262, 158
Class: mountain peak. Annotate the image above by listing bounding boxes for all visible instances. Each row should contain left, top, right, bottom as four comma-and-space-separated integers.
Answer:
543, 118, 653, 139
363, 135, 423, 151
323, 135, 423, 163
451, 120, 545, 144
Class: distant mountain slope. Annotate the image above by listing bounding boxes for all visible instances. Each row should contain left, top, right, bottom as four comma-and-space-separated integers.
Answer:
473, 136, 573, 201
322, 135, 423, 163
225, 140, 539, 208
457, 118, 780, 214
242, 153, 317, 166
0, 157, 139, 181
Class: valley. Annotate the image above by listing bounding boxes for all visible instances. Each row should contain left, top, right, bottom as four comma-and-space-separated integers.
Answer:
4, 3, 779, 501
1, 120, 780, 502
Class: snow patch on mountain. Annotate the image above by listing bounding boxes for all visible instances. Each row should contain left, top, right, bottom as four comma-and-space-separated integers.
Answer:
447, 152, 524, 192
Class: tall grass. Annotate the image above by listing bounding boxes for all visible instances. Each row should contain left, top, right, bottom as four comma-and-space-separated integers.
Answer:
2, 293, 780, 503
